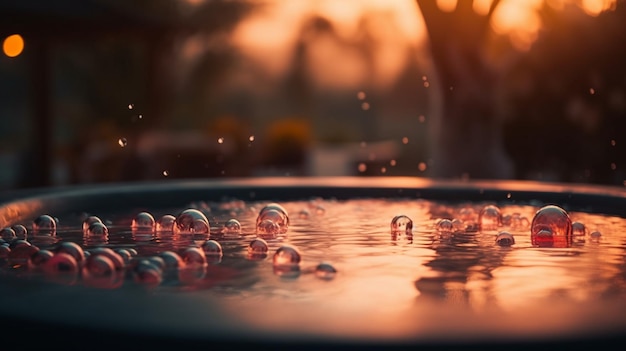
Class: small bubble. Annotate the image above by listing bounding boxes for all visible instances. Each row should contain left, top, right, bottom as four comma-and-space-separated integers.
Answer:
132, 259, 163, 288
118, 138, 128, 147
422, 75, 427, 81
202, 240, 223, 260
11, 224, 27, 240
423, 81, 430, 88
479, 205, 502, 231
315, 205, 326, 215
298, 209, 310, 219
358, 163, 367, 173
82, 254, 117, 289
138, 114, 143, 119
128, 103, 134, 110
418, 162, 427, 172
218, 137, 224, 144
222, 218, 242, 236
495, 231, 515, 246
531, 205, 572, 248
43, 252, 79, 285
32, 214, 56, 236
248, 238, 269, 259
315, 262, 337, 280
174, 209, 210, 236
181, 247, 207, 268
506, 193, 512, 199
163, 170, 169, 177
249, 135, 255, 142
273, 244, 301, 268
82, 215, 103, 233
391, 215, 413, 234
0, 227, 16, 241
357, 91, 366, 100
55, 242, 86, 265
436, 219, 454, 234
361, 102, 370, 110
572, 221, 587, 236
402, 137, 409, 144
132, 212, 156, 232
156, 214, 176, 232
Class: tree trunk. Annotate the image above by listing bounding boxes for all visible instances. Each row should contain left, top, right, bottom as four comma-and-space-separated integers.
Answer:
417, 0, 513, 180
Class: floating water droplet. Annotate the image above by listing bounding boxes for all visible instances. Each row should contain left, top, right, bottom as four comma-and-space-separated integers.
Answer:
479, 205, 502, 231
273, 244, 301, 268
436, 218, 454, 234
114, 249, 132, 265
256, 219, 280, 238
572, 221, 587, 236
156, 214, 176, 232
249, 135, 255, 142
298, 209, 310, 219
202, 240, 223, 256
173, 209, 210, 236
418, 162, 427, 172
159, 250, 184, 272
221, 218, 242, 236
89, 247, 125, 277
163, 170, 169, 177
131, 212, 156, 233
495, 231, 515, 246
315, 262, 337, 280
118, 138, 128, 147
391, 215, 413, 233
531, 205, 572, 248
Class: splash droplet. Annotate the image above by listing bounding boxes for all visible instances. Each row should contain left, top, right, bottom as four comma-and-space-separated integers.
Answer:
118, 138, 128, 147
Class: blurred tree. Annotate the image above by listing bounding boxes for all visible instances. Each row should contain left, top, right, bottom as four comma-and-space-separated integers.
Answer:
502, 1, 626, 185
416, 0, 621, 183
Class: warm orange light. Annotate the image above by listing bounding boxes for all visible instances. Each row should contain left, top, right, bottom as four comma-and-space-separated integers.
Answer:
3, 34, 24, 58
436, 0, 457, 12
581, 0, 615, 16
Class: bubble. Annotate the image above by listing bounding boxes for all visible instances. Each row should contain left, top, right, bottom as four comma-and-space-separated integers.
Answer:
43, 252, 79, 285
114, 249, 132, 265
145, 256, 166, 271
132, 259, 163, 288
180, 246, 207, 268
256, 219, 280, 238
82, 254, 117, 289
11, 225, 27, 240
159, 251, 184, 271
55, 242, 86, 266
32, 214, 56, 235
8, 240, 39, 268
451, 218, 465, 232
256, 205, 288, 236
0, 227, 16, 242
131, 212, 156, 233
572, 221, 587, 236
28, 249, 54, 270
202, 240, 223, 257
495, 231, 515, 246
247, 238, 269, 260
87, 222, 108, 236
298, 209, 310, 219
89, 247, 125, 285
479, 205, 502, 231
156, 214, 176, 232
82, 216, 102, 233
221, 218, 242, 236
118, 138, 128, 147
0, 245, 10, 260
163, 170, 169, 177
358, 163, 367, 172
436, 219, 454, 234
531, 205, 572, 248
590, 230, 602, 240
391, 215, 413, 234
315, 205, 326, 215
128, 103, 134, 110
315, 262, 337, 280
273, 244, 301, 268
173, 209, 210, 236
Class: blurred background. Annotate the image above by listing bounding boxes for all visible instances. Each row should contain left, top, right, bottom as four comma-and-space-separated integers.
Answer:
0, 0, 624, 190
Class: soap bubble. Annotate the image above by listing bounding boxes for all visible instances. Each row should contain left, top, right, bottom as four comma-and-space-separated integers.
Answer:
531, 205, 572, 248
256, 219, 281, 239
173, 209, 210, 236
479, 205, 502, 231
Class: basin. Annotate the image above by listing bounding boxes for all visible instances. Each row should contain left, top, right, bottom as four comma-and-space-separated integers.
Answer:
1, 176, 625, 350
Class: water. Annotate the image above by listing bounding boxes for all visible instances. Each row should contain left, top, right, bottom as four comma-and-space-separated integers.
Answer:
1, 196, 626, 343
